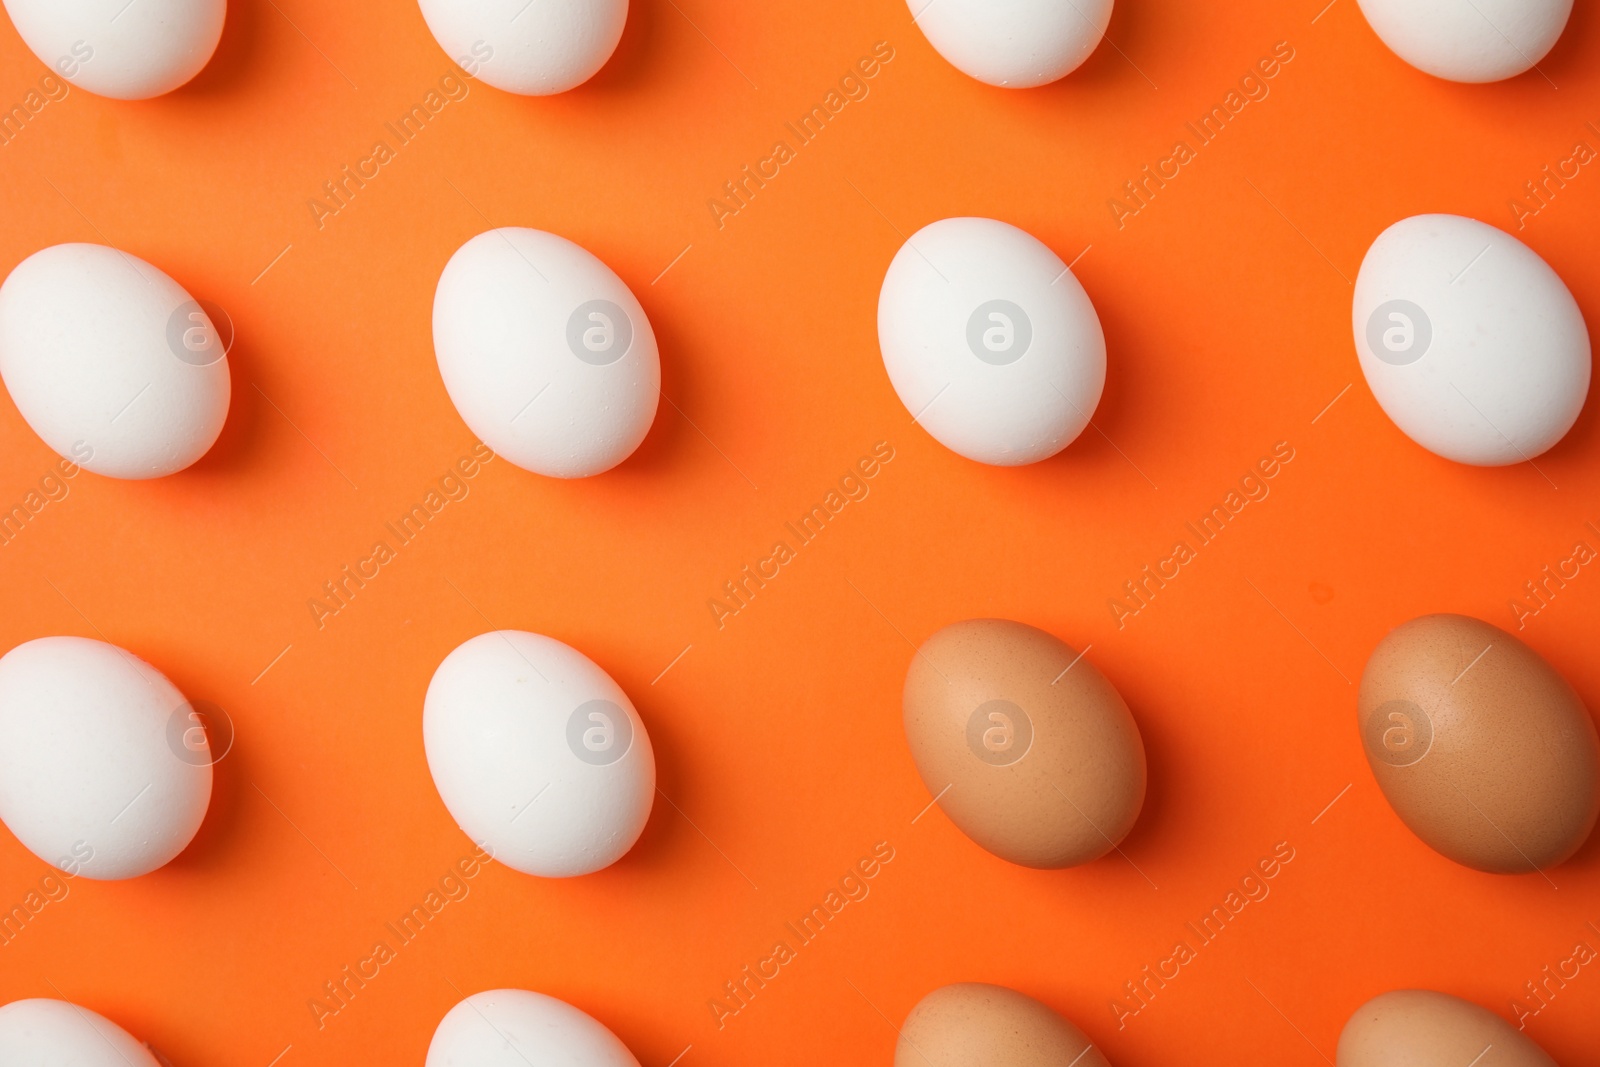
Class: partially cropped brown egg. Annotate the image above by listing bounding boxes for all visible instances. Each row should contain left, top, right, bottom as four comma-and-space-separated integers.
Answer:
902, 619, 1146, 869
1358, 613, 1600, 873
1337, 989, 1557, 1066
897, 983, 1111, 1067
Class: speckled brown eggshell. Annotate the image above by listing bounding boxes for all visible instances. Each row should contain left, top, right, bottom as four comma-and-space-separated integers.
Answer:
1337, 989, 1557, 1067
902, 619, 1146, 869
1358, 613, 1600, 873
896, 983, 1112, 1067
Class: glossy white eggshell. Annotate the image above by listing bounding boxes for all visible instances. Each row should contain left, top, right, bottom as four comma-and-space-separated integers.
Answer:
1355, 0, 1571, 82
427, 989, 640, 1067
908, 0, 1112, 87
2, 0, 225, 100
424, 631, 655, 878
878, 217, 1106, 466
433, 228, 659, 479
0, 243, 231, 479
0, 637, 212, 880
1353, 214, 1590, 466
418, 0, 627, 95
0, 999, 161, 1067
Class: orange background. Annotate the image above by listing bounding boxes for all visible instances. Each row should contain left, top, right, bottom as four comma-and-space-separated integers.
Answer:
2, 1, 1599, 1064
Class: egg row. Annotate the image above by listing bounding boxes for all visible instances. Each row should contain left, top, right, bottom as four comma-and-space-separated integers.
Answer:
0, 982, 1565, 1065
2, 609, 1593, 887
1, 0, 1575, 101
0, 209, 1585, 483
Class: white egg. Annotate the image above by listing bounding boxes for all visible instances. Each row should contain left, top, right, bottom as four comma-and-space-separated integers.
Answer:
1353, 214, 1589, 466
433, 228, 659, 479
418, 0, 627, 96
908, 0, 1112, 88
0, 243, 231, 480
1, 0, 225, 100
424, 631, 655, 878
0, 999, 162, 1066
0, 637, 212, 880
1355, 0, 1571, 82
427, 989, 640, 1067
878, 217, 1106, 466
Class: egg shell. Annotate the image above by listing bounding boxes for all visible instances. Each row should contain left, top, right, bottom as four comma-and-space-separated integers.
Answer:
896, 983, 1111, 1067
423, 631, 655, 877
908, 0, 1112, 88
902, 619, 1146, 869
0, 999, 162, 1067
0, 243, 231, 479
426, 988, 641, 1067
2, 0, 225, 100
418, 0, 627, 95
1352, 214, 1589, 466
1358, 614, 1600, 873
878, 218, 1106, 466
1354, 0, 1571, 83
1337, 989, 1557, 1066
433, 228, 660, 478
0, 637, 212, 880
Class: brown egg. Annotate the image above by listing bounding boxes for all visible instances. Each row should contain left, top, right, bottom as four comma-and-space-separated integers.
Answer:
896, 983, 1111, 1067
902, 619, 1146, 869
1358, 613, 1600, 873
1337, 989, 1556, 1066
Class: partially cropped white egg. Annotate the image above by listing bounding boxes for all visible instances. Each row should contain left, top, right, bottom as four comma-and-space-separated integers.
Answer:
0, 999, 162, 1066
1353, 214, 1589, 466
0, 243, 231, 479
1355, 0, 1571, 82
909, 0, 1111, 88
0, 637, 212, 880
433, 228, 659, 479
1, 0, 225, 100
424, 631, 654, 877
878, 217, 1106, 466
428, 989, 640, 1067
418, 0, 627, 95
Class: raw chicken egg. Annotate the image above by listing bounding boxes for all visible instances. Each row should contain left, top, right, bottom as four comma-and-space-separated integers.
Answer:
0, 636, 212, 880
2, 0, 225, 100
1355, 0, 1571, 82
0, 999, 162, 1066
1338, 989, 1557, 1066
1353, 214, 1588, 466
1358, 614, 1600, 873
0, 243, 231, 479
427, 988, 640, 1066
897, 983, 1110, 1067
879, 217, 1106, 466
902, 619, 1146, 868
418, 0, 627, 95
423, 631, 655, 877
433, 227, 660, 478
909, 0, 1112, 88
